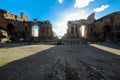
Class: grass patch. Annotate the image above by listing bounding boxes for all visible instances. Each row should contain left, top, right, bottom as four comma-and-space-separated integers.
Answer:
0, 45, 54, 67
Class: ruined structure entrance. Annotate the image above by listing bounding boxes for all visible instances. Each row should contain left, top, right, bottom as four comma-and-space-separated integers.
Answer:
33, 25, 39, 37
103, 25, 111, 41
80, 25, 88, 39
71, 27, 74, 38
7, 23, 16, 41
80, 25, 85, 37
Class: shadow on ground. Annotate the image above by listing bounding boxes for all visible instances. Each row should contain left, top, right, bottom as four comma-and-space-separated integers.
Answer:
0, 43, 31, 48
97, 42, 120, 50
0, 44, 120, 80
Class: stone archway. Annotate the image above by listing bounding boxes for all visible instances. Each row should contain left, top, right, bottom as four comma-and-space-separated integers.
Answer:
29, 24, 40, 43
33, 25, 39, 37
7, 23, 16, 41
80, 25, 89, 39
80, 25, 85, 37
71, 27, 74, 38
7, 23, 15, 32
103, 25, 111, 41
31, 24, 40, 37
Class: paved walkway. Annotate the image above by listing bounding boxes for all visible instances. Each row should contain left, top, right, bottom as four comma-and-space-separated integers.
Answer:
0, 43, 120, 80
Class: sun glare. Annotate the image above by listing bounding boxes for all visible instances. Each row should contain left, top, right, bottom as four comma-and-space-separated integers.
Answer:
81, 25, 85, 37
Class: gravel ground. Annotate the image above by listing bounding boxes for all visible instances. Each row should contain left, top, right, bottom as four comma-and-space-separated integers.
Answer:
0, 43, 120, 80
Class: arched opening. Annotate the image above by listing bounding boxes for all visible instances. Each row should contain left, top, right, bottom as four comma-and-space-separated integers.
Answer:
80, 25, 88, 39
81, 25, 85, 37
7, 23, 16, 41
7, 23, 15, 33
71, 27, 74, 38
90, 27, 93, 33
33, 25, 39, 37
103, 25, 111, 41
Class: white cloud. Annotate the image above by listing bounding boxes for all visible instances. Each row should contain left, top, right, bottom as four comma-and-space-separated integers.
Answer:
58, 0, 63, 4
74, 0, 94, 8
53, 9, 89, 38
93, 4, 109, 12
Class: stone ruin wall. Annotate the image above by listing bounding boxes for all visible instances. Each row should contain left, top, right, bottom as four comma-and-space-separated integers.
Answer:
4, 11, 28, 21
66, 11, 120, 42
93, 12, 120, 41
0, 9, 54, 43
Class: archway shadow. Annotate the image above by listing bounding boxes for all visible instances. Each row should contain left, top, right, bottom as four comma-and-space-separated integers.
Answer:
97, 42, 120, 50
0, 43, 34, 48
0, 44, 120, 80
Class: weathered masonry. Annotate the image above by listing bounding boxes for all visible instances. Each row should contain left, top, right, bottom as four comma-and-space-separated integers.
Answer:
0, 9, 54, 42
66, 11, 120, 42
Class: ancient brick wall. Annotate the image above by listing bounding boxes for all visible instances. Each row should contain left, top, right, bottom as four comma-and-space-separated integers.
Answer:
94, 11, 120, 41
0, 9, 54, 42
66, 11, 120, 42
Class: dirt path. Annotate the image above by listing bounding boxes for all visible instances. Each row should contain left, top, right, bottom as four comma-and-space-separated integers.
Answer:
0, 44, 120, 80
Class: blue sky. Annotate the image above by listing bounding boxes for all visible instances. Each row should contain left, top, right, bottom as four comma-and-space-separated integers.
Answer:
0, 0, 120, 37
